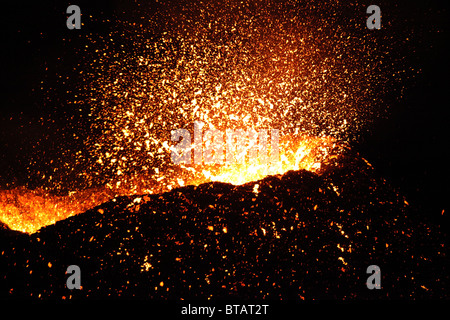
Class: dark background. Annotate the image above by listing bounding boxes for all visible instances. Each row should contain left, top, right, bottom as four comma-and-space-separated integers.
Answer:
0, 1, 448, 227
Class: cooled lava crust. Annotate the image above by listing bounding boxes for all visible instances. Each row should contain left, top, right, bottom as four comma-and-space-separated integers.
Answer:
1, 151, 447, 299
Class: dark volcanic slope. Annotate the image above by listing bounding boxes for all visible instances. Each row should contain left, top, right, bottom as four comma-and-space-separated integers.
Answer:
1, 152, 448, 299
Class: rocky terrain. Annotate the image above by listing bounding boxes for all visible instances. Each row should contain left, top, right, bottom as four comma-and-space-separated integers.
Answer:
1, 151, 447, 300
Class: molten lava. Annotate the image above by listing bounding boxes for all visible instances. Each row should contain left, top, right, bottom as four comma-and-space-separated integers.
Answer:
0, 1, 389, 234
0, 134, 341, 233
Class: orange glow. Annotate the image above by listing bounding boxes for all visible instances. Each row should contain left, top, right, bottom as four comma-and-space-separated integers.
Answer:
195, 134, 338, 186
0, 186, 113, 234
0, 134, 343, 234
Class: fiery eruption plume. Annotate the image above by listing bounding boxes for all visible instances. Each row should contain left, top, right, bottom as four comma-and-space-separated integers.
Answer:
1, 0, 397, 233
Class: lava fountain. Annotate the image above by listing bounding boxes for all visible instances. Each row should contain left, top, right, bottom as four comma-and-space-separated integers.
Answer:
0, 1, 392, 233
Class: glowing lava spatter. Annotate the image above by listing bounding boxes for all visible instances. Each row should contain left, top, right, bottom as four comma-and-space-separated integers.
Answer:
0, 1, 395, 233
